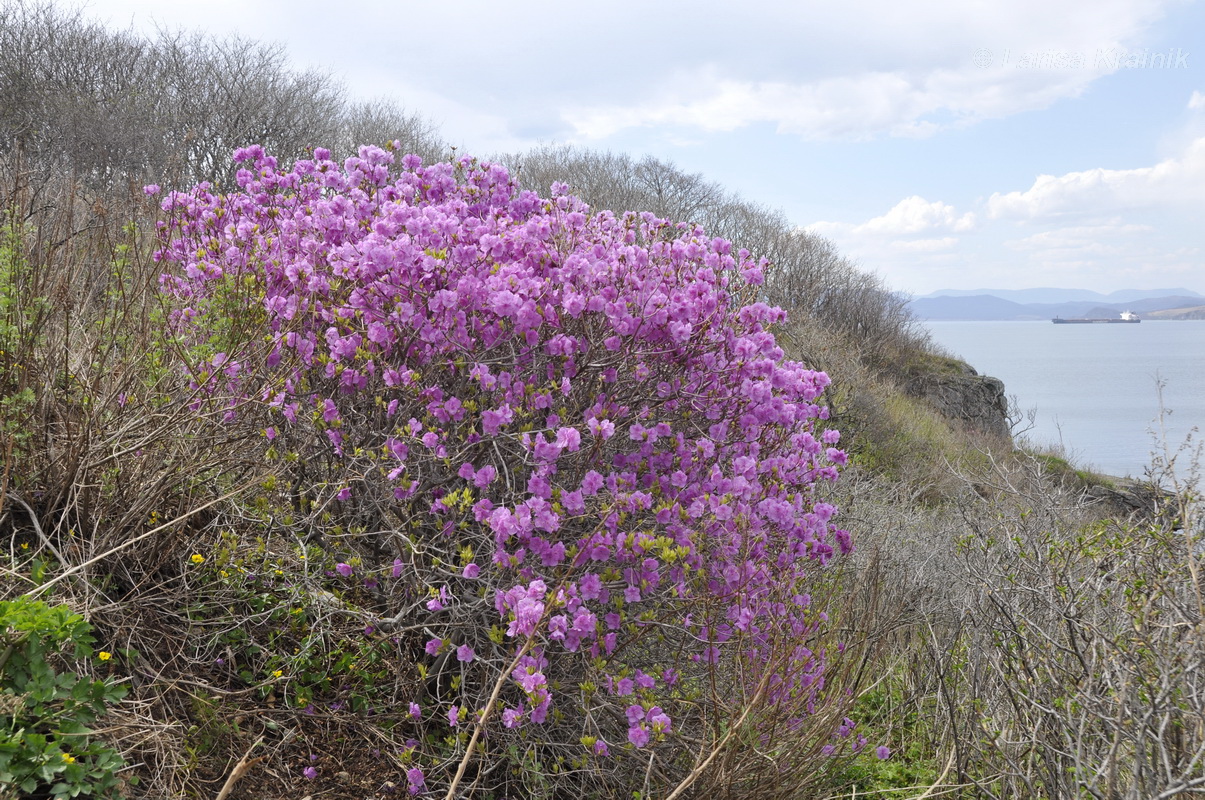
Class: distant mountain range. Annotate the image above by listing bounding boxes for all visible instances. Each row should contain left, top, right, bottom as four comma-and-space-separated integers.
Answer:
919, 287, 1204, 304
911, 288, 1205, 321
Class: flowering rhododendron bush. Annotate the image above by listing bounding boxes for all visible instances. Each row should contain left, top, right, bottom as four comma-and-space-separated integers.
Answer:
155, 144, 856, 795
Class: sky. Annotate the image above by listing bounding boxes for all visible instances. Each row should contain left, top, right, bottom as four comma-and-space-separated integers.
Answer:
78, 0, 1205, 297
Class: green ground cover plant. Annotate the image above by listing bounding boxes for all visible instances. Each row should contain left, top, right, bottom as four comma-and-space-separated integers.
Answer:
0, 598, 128, 799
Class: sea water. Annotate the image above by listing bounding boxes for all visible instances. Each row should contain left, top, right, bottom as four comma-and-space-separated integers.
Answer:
922, 320, 1205, 480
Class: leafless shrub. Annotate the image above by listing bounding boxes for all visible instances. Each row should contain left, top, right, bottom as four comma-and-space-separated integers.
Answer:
832, 439, 1205, 799
146, 29, 346, 186
330, 99, 446, 165
0, 1, 158, 186
0, 0, 442, 193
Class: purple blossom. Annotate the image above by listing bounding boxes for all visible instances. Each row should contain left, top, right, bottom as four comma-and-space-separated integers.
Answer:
555, 426, 581, 451
157, 146, 850, 759
406, 767, 425, 795
581, 471, 604, 495
586, 416, 616, 439
561, 488, 585, 513
426, 585, 449, 611
472, 465, 497, 487
507, 596, 544, 638
579, 573, 602, 600
628, 726, 650, 748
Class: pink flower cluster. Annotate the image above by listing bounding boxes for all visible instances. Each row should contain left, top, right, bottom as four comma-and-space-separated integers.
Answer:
156, 144, 850, 771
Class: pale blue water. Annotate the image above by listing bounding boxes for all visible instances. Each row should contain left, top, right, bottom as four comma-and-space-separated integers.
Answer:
922, 321, 1205, 480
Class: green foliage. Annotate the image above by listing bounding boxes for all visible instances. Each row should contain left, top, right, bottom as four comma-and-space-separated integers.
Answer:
0, 218, 43, 469
0, 218, 43, 354
183, 531, 411, 713
0, 598, 129, 799
844, 379, 987, 500
831, 680, 944, 793
1025, 449, 1115, 489
900, 349, 970, 378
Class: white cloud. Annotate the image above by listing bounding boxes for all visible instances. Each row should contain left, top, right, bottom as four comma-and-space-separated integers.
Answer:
809, 196, 975, 239
566, 72, 937, 141
82, 0, 1177, 147
806, 138, 1205, 295
563, 66, 1108, 142
987, 137, 1205, 219
560, 0, 1174, 141
1190, 91, 1205, 110
860, 197, 976, 235
892, 237, 959, 252
1008, 223, 1155, 250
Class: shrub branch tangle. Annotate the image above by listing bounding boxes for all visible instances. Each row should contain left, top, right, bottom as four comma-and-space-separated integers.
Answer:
0, 1, 443, 192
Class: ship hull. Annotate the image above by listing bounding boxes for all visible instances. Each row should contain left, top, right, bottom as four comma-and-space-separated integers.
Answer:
1051, 318, 1141, 324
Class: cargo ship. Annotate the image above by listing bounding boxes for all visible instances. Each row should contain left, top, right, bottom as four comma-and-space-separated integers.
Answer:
1052, 310, 1141, 324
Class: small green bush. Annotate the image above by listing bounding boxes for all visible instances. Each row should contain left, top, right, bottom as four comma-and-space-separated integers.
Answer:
0, 598, 129, 799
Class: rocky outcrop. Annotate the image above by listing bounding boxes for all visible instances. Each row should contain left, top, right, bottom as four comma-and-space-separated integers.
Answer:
904, 359, 1011, 439
1147, 305, 1205, 320
1085, 477, 1175, 522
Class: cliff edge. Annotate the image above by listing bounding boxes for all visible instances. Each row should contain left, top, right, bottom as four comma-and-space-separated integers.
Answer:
902, 355, 1011, 440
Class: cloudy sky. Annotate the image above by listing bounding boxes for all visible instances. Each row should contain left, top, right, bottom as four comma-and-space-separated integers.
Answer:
81, 0, 1204, 296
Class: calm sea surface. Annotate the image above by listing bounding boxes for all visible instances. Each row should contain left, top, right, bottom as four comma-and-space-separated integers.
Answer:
922, 321, 1205, 480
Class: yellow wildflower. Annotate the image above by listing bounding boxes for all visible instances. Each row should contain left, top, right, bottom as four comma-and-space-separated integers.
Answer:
190, 554, 204, 564
62, 753, 76, 764
272, 669, 283, 678
98, 651, 112, 661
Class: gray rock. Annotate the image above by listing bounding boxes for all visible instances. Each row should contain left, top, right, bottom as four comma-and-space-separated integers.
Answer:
904, 360, 1010, 439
